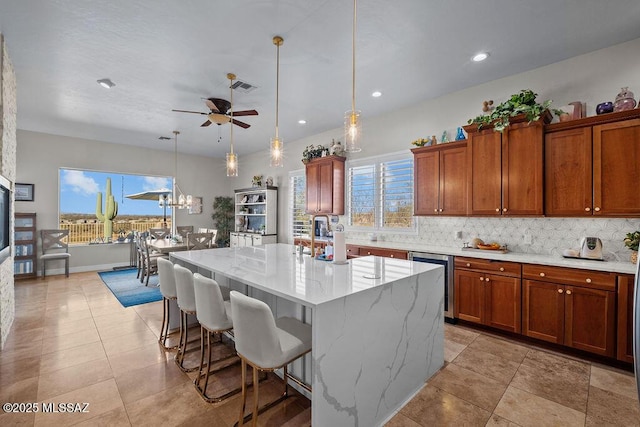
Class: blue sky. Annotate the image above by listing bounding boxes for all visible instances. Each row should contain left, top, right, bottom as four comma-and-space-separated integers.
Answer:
59, 169, 173, 215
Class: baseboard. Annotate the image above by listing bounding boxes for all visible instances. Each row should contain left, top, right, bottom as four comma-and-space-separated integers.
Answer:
38, 263, 132, 277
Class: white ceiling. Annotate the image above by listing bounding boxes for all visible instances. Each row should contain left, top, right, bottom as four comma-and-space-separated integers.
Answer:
1, 0, 640, 157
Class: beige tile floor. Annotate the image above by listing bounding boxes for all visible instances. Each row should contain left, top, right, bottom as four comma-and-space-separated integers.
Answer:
0, 272, 638, 426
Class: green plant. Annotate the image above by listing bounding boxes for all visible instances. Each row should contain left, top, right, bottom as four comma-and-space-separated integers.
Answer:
552, 108, 568, 117
623, 231, 640, 252
211, 196, 234, 247
302, 144, 328, 162
467, 89, 552, 132
411, 138, 429, 147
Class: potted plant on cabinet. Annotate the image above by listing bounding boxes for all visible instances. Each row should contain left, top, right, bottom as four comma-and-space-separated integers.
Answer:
467, 89, 552, 132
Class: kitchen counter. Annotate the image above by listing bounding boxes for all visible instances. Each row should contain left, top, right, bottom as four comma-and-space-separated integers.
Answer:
171, 243, 444, 426
344, 239, 637, 275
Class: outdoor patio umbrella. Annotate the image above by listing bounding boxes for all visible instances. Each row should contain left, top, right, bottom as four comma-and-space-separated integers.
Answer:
124, 188, 173, 227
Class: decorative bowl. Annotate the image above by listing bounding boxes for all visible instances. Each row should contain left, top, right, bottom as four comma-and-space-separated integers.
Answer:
596, 102, 614, 115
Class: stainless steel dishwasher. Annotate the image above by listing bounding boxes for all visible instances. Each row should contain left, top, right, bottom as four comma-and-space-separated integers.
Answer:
408, 252, 455, 322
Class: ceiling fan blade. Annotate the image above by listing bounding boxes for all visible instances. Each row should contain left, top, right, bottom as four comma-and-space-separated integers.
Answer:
172, 109, 207, 115
231, 119, 251, 129
232, 109, 258, 117
200, 120, 212, 127
204, 99, 220, 112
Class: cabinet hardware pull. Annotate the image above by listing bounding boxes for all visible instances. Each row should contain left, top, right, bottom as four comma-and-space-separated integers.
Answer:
367, 252, 371, 255
434, 209, 438, 213
558, 289, 564, 293
566, 290, 572, 295
390, 255, 394, 258
439, 208, 443, 212
466, 263, 471, 267
585, 207, 591, 212
480, 277, 484, 281
585, 278, 591, 283
539, 272, 545, 277
485, 278, 490, 282
495, 208, 500, 212
499, 267, 504, 271
594, 207, 600, 212
502, 208, 507, 212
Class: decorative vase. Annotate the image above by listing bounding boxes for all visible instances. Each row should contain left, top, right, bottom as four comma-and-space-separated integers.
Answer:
632, 251, 638, 264
613, 87, 637, 112
455, 127, 466, 140
596, 102, 614, 115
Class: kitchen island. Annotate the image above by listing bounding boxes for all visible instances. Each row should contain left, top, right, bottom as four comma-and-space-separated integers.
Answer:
171, 243, 444, 427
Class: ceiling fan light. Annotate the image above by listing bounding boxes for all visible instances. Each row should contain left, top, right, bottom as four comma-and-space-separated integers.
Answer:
270, 137, 284, 168
344, 110, 361, 153
226, 152, 238, 177
208, 113, 230, 125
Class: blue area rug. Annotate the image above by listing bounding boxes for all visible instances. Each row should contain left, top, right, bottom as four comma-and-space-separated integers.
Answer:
98, 268, 162, 308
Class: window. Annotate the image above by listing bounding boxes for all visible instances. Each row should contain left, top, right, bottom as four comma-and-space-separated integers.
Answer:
59, 168, 173, 245
289, 171, 311, 238
347, 154, 414, 231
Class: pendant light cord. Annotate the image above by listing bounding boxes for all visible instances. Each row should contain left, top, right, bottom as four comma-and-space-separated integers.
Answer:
229, 75, 234, 155
352, 0, 357, 113
275, 40, 280, 138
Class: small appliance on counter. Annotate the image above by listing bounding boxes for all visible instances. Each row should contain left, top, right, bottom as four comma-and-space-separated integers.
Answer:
579, 237, 604, 260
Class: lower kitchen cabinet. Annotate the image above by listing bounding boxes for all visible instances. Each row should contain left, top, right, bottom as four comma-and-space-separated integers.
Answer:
522, 264, 616, 357
617, 274, 635, 363
454, 257, 522, 333
358, 247, 407, 259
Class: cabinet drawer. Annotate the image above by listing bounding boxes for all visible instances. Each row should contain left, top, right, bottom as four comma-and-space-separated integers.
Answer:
455, 257, 521, 277
346, 244, 361, 258
522, 264, 615, 291
359, 247, 408, 259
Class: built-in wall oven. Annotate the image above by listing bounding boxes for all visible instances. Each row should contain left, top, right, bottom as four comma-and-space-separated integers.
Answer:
409, 252, 455, 322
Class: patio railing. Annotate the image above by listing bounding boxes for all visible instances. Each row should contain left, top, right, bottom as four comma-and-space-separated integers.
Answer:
59, 220, 172, 245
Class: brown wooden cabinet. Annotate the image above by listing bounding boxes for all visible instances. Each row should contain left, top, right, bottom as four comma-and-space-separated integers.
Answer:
454, 257, 522, 333
412, 141, 467, 216
545, 109, 640, 217
358, 247, 407, 259
522, 264, 616, 357
305, 155, 345, 215
617, 274, 635, 363
464, 116, 547, 216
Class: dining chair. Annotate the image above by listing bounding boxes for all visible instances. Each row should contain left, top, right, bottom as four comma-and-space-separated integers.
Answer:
40, 229, 71, 278
140, 236, 167, 286
230, 291, 312, 426
176, 225, 194, 239
193, 273, 241, 402
186, 232, 214, 250
149, 228, 170, 240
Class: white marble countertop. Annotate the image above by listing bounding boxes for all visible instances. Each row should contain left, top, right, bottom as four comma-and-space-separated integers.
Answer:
171, 243, 440, 308
344, 239, 637, 275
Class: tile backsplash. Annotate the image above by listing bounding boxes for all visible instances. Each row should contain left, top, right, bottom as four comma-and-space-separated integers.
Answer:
348, 217, 640, 262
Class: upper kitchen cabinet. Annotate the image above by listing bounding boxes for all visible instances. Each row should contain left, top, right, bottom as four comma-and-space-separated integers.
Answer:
305, 155, 345, 215
412, 141, 467, 216
464, 113, 548, 216
545, 109, 640, 217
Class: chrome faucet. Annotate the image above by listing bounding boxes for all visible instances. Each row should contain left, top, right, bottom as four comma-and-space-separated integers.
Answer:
310, 214, 330, 258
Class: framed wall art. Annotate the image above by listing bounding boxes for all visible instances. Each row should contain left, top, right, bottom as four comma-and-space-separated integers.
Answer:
15, 183, 34, 202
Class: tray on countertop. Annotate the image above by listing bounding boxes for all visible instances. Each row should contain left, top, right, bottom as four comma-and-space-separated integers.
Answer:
461, 247, 509, 254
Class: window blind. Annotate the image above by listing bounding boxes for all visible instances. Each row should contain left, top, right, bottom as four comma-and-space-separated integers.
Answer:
290, 173, 311, 237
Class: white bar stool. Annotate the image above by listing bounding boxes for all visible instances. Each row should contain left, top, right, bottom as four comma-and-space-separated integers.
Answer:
192, 273, 241, 402
157, 257, 178, 350
230, 291, 312, 427
173, 264, 200, 372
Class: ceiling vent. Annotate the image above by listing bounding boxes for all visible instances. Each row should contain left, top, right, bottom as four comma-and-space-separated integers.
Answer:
231, 80, 258, 93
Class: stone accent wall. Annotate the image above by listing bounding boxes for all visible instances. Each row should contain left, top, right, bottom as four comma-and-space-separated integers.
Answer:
0, 34, 17, 349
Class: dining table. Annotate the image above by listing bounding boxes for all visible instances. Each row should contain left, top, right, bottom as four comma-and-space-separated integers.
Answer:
147, 238, 189, 254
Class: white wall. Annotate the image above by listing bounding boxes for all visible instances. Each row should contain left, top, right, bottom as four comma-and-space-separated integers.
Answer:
16, 130, 229, 273
237, 37, 640, 258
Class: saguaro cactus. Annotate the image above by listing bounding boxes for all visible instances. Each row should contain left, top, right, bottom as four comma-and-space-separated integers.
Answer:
96, 178, 118, 240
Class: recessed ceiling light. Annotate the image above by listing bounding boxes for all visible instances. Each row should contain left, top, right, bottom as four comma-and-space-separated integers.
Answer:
371, 91, 382, 98
472, 52, 489, 62
298, 119, 307, 124
97, 78, 115, 89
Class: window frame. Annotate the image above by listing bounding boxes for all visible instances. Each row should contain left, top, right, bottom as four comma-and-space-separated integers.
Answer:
288, 169, 311, 241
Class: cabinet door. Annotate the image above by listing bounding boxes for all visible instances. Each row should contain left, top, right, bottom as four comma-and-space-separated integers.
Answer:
230, 233, 238, 248
564, 285, 615, 357
305, 162, 321, 213
544, 128, 592, 216
502, 122, 544, 215
522, 280, 564, 344
484, 274, 521, 333
467, 129, 502, 215
317, 160, 335, 213
439, 145, 467, 215
454, 270, 484, 324
617, 274, 635, 363
413, 150, 439, 215
593, 118, 640, 216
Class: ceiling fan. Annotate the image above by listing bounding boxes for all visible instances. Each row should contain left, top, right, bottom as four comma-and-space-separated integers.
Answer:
172, 96, 258, 129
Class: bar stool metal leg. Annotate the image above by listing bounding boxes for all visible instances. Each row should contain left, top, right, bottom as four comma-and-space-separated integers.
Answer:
158, 297, 178, 350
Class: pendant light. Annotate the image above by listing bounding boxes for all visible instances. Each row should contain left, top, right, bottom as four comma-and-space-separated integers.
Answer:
270, 35, 284, 167
344, 0, 361, 152
226, 73, 238, 177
